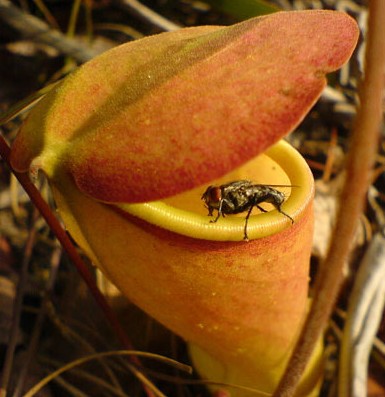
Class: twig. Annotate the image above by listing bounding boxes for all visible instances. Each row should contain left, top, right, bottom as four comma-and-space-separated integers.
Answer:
32, 287, 126, 396
39, 358, 129, 397
0, 0, 100, 62
0, 80, 62, 126
338, 231, 385, 397
322, 128, 338, 183
273, 1, 385, 396
0, 210, 38, 397
22, 350, 191, 397
12, 248, 62, 397
67, 0, 82, 39
33, 0, 60, 30
114, 0, 181, 32
50, 376, 88, 397
94, 23, 144, 39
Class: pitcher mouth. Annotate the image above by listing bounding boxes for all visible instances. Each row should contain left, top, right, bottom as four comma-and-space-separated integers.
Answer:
117, 140, 314, 241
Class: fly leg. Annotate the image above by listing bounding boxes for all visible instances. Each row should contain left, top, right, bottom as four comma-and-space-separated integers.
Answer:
210, 200, 223, 223
256, 203, 294, 223
274, 204, 294, 224
243, 204, 255, 241
277, 206, 294, 224
256, 205, 268, 213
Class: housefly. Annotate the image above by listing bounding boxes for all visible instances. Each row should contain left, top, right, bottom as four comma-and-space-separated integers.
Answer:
201, 180, 294, 240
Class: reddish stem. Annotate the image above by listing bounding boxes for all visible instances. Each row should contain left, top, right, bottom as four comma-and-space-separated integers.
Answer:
0, 134, 159, 397
0, 135, 133, 350
273, 2, 385, 396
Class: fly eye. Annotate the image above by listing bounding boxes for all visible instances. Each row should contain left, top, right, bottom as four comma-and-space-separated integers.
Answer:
201, 186, 213, 201
210, 187, 221, 202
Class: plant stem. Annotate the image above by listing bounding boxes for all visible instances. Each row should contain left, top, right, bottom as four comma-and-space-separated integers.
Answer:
0, 133, 160, 397
273, 1, 385, 396
0, 135, 133, 351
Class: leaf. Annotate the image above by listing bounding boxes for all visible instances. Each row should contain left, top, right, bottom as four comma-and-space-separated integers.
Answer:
10, 11, 359, 203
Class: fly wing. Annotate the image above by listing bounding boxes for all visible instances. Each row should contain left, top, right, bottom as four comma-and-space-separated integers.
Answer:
221, 180, 253, 190
220, 180, 253, 198
250, 184, 298, 188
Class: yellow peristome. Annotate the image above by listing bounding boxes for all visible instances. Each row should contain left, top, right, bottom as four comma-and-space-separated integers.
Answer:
118, 140, 313, 241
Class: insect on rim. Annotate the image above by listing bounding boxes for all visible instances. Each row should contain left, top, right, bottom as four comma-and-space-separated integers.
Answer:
118, 140, 314, 241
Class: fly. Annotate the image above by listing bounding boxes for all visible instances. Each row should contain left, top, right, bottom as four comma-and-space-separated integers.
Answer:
201, 180, 295, 240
